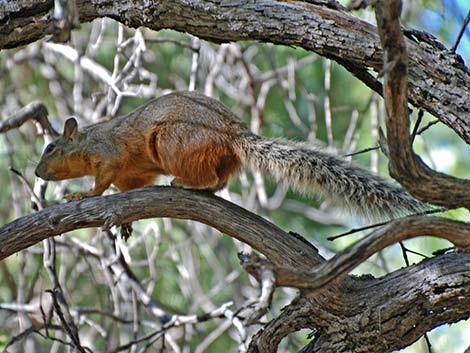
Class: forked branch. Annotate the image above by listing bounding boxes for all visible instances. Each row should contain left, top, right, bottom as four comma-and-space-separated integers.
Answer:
375, 0, 470, 209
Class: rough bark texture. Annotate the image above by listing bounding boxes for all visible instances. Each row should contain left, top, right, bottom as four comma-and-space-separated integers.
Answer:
1, 187, 470, 352
245, 216, 470, 293
1, 0, 470, 144
249, 253, 470, 352
0, 187, 321, 269
375, 0, 470, 208
300, 254, 470, 352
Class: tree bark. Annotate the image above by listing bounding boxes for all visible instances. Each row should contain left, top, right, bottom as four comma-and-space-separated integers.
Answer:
1, 187, 470, 352
248, 254, 470, 352
374, 0, 470, 209
1, 0, 470, 143
0, 186, 321, 269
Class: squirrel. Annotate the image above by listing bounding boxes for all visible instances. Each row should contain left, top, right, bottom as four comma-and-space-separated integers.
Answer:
35, 90, 427, 218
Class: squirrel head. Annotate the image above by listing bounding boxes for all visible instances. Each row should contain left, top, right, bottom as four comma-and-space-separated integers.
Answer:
35, 117, 86, 181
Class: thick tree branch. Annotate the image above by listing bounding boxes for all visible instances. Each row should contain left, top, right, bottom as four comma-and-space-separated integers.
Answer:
249, 253, 470, 352
0, 186, 321, 270
375, 0, 470, 208
242, 216, 470, 293
1, 0, 470, 143
2, 185, 470, 352
2, 2, 470, 351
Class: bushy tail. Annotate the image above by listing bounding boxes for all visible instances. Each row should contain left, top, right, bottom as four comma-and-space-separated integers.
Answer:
235, 132, 428, 218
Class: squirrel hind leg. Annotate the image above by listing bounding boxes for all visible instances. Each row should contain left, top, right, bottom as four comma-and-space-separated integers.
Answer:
171, 152, 240, 191
171, 177, 221, 192
215, 153, 240, 187
170, 174, 227, 192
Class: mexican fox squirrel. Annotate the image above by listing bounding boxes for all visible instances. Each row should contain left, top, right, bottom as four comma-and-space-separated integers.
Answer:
36, 90, 426, 217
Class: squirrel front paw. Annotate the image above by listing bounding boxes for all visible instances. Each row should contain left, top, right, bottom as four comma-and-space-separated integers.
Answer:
65, 192, 89, 202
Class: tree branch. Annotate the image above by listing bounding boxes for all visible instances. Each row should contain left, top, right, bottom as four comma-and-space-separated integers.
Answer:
0, 186, 321, 270
2, 2, 470, 351
241, 216, 470, 294
0, 101, 58, 136
1, 0, 470, 143
375, 0, 470, 209
2, 185, 470, 352
249, 252, 470, 352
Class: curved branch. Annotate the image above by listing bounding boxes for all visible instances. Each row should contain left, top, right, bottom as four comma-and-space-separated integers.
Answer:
375, 0, 470, 209
249, 252, 470, 352
0, 101, 58, 136
1, 169, 469, 353
250, 216, 470, 293
0, 186, 321, 269
1, 0, 470, 143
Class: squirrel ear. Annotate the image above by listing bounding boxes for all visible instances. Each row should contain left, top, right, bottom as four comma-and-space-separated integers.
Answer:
63, 117, 79, 141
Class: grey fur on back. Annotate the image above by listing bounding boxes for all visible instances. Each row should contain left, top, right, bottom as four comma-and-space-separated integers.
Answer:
235, 132, 428, 219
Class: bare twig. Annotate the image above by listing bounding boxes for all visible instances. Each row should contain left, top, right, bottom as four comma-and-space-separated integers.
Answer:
280, 216, 470, 293
107, 302, 234, 353
343, 145, 380, 158
0, 101, 57, 136
238, 253, 276, 325
189, 36, 201, 91
46, 287, 88, 353
451, 7, 470, 53
52, 0, 80, 42
44, 42, 137, 98
410, 110, 424, 144
323, 59, 334, 147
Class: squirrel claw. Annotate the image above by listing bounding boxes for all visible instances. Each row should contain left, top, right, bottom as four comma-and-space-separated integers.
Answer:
120, 223, 133, 241
65, 192, 88, 202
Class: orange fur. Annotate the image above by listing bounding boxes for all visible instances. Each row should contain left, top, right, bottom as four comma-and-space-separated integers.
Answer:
35, 91, 245, 200
35, 91, 427, 218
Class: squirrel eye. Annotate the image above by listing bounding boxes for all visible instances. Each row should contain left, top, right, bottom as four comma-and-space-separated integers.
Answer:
45, 143, 56, 154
